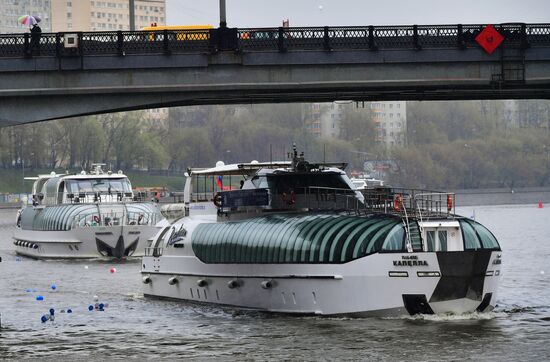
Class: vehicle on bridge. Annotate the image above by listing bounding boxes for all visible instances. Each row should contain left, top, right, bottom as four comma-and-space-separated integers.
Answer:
141, 147, 501, 316
140, 24, 213, 41
13, 164, 168, 259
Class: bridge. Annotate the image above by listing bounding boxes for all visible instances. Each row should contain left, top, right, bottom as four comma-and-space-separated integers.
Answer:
1, 23, 550, 126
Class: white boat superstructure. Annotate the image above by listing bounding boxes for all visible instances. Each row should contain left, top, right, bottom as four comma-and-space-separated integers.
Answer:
142, 148, 501, 316
13, 164, 168, 259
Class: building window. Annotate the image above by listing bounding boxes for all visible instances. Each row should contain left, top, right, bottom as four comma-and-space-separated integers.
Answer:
390, 104, 393, 109
397, 103, 401, 108
67, 1, 72, 7
390, 113, 393, 118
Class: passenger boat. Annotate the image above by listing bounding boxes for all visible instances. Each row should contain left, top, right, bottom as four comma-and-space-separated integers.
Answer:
13, 164, 167, 259
142, 147, 501, 316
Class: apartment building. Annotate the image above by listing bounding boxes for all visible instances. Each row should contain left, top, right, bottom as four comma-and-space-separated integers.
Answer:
0, 0, 52, 34
305, 101, 407, 148
50, 0, 165, 32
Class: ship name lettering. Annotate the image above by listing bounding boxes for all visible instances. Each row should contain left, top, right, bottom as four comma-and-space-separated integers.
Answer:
393, 260, 428, 266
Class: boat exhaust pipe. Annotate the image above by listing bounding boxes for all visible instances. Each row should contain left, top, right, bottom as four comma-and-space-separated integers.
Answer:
168, 276, 179, 285
197, 279, 208, 287
142, 275, 152, 284
261, 280, 273, 289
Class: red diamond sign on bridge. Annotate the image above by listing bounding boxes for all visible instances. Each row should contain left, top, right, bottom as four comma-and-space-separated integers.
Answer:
475, 24, 504, 54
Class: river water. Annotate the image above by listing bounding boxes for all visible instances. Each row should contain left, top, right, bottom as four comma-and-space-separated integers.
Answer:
0, 205, 549, 360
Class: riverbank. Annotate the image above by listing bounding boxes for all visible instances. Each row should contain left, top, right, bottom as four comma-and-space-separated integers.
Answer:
453, 186, 550, 207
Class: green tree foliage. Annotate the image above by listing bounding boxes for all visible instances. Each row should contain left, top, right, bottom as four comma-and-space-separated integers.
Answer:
3, 100, 550, 192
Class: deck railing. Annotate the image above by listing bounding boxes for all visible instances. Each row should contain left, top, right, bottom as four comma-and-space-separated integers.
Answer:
217, 186, 455, 219
1, 23, 549, 58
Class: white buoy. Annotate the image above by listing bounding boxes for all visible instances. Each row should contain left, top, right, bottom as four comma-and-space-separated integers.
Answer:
541, 270, 545, 275
93, 295, 99, 302
319, 5, 323, 10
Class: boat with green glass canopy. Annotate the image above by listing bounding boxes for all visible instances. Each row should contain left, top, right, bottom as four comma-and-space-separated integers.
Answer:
142, 147, 501, 316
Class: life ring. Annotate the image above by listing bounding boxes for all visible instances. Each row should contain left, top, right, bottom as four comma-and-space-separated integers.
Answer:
447, 194, 453, 211
137, 214, 144, 225
394, 194, 402, 211
213, 193, 222, 208
93, 215, 101, 224
282, 190, 296, 206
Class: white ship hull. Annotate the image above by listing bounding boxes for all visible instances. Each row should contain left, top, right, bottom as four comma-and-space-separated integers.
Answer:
13, 223, 163, 259
142, 251, 501, 316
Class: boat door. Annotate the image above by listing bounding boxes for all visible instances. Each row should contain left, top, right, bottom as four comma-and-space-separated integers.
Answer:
420, 222, 463, 252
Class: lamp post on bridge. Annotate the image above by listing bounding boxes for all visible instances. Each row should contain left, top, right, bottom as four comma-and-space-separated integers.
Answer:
129, 0, 135, 31
219, 0, 227, 28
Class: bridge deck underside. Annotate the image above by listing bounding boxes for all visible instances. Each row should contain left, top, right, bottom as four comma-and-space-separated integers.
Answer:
1, 47, 550, 125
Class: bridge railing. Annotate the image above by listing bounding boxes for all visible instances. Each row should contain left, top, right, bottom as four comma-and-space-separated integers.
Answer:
1, 24, 550, 58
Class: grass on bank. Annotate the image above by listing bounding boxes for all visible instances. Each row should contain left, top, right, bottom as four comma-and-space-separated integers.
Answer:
0, 168, 185, 194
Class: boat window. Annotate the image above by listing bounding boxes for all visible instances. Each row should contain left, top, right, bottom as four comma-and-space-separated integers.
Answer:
65, 178, 131, 195
267, 173, 351, 194
438, 230, 448, 251
469, 221, 500, 249
460, 220, 481, 250
381, 225, 405, 251
251, 175, 268, 189
426, 231, 436, 252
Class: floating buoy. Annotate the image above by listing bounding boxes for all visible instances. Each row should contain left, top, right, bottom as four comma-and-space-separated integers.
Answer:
25, 289, 32, 293
41, 315, 48, 323
541, 270, 545, 275
93, 295, 99, 302
67, 309, 72, 314
538, 200, 543, 208
109, 267, 116, 274
98, 303, 105, 311
84, 265, 89, 269
49, 308, 55, 316
50, 284, 57, 290
88, 305, 94, 311
15, 256, 21, 262
36, 295, 44, 301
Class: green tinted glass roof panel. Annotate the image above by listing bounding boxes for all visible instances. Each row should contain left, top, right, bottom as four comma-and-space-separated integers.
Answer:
191, 213, 404, 264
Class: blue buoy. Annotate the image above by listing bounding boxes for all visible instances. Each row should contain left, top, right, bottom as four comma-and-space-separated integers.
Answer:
88, 305, 93, 311
67, 309, 72, 314
41, 315, 48, 323
98, 303, 104, 310
25, 289, 32, 293
50, 284, 57, 290
49, 308, 55, 316
36, 295, 44, 301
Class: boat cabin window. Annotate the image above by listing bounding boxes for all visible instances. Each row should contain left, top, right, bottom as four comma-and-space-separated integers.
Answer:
459, 219, 500, 250
191, 174, 243, 202
423, 227, 462, 252
381, 225, 405, 251
65, 178, 131, 195
460, 220, 482, 250
267, 172, 351, 194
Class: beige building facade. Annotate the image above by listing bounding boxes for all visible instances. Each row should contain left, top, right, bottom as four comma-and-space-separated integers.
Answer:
50, 0, 165, 32
305, 101, 407, 148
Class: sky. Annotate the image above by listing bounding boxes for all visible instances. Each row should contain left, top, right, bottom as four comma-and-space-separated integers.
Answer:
166, 0, 550, 28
